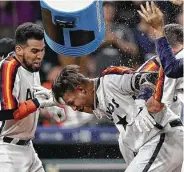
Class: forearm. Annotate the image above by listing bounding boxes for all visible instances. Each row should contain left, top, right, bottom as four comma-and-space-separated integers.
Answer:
156, 37, 183, 78
0, 99, 39, 120
138, 85, 154, 101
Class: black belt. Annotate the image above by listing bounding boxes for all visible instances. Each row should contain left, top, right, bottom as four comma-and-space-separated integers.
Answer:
3, 136, 30, 145
155, 119, 183, 130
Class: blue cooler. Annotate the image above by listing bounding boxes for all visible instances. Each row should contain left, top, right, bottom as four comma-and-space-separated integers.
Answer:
40, 0, 105, 57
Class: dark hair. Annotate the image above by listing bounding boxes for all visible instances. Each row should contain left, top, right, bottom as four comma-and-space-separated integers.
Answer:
0, 37, 15, 57
164, 23, 183, 47
15, 22, 44, 45
52, 65, 86, 102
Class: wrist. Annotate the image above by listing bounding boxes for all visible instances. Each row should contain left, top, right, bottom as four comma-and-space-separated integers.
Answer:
154, 28, 165, 39
135, 99, 146, 106
32, 98, 40, 108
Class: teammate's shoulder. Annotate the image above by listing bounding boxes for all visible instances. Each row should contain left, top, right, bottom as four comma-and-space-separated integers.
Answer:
1, 54, 21, 71
101, 66, 135, 76
175, 49, 184, 59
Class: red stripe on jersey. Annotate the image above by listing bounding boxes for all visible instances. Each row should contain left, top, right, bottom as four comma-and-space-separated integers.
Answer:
1, 57, 19, 109
139, 58, 164, 102
139, 60, 159, 72
101, 66, 134, 76
153, 67, 164, 102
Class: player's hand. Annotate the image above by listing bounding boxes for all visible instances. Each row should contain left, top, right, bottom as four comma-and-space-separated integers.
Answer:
34, 85, 65, 105
34, 85, 52, 99
35, 95, 57, 108
33, 85, 57, 107
137, 1, 164, 31
46, 106, 66, 122
146, 96, 164, 113
134, 99, 156, 132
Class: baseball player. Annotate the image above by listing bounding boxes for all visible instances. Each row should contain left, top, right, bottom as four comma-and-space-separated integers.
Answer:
118, 44, 183, 166
0, 22, 65, 172
49, 64, 183, 172
138, 1, 183, 78
137, 1, 183, 119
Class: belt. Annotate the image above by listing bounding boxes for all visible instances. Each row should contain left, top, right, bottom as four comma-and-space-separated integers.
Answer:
155, 119, 183, 130
3, 136, 30, 146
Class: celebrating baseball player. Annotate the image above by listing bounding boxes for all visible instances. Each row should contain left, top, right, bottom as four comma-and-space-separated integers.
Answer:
46, 64, 183, 172
145, 23, 184, 120
0, 22, 65, 172
138, 1, 183, 78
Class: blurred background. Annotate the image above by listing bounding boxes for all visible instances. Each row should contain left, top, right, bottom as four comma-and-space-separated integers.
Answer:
0, 1, 183, 171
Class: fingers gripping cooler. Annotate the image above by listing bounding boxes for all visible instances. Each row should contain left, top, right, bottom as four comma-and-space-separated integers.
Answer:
40, 0, 105, 57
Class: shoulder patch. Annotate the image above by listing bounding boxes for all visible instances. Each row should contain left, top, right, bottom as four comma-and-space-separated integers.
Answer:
101, 66, 134, 76
0, 56, 20, 109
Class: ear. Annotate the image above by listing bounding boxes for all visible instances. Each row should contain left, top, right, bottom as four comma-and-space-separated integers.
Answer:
15, 45, 23, 56
76, 86, 86, 94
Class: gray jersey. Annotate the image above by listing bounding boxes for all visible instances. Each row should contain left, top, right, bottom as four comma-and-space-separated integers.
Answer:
0, 53, 40, 140
95, 69, 180, 152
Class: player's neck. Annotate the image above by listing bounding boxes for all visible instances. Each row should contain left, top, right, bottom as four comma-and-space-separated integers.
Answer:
86, 79, 95, 106
15, 55, 24, 66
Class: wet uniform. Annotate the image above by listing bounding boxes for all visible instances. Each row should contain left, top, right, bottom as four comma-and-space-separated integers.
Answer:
94, 66, 183, 172
0, 53, 44, 172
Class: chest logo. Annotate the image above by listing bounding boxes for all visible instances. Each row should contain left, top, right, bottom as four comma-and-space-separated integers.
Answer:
106, 98, 119, 115
26, 88, 34, 100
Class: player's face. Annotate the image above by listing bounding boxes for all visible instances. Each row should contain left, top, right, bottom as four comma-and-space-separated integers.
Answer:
63, 87, 93, 113
21, 39, 45, 72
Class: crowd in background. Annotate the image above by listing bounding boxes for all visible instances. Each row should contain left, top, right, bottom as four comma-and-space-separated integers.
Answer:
0, 1, 183, 128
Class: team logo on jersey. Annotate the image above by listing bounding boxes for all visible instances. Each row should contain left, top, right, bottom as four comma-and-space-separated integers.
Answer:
106, 98, 119, 115
26, 89, 34, 100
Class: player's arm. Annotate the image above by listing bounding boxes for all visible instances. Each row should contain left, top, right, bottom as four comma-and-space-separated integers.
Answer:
127, 72, 158, 132
0, 95, 57, 121
156, 37, 183, 78
136, 72, 158, 101
0, 61, 55, 121
146, 66, 165, 113
0, 98, 40, 120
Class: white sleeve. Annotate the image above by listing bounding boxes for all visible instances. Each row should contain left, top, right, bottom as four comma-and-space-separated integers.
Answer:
161, 76, 176, 105
104, 74, 135, 95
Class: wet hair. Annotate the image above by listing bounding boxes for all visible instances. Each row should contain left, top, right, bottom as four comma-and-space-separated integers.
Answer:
52, 65, 86, 102
164, 23, 183, 47
15, 22, 44, 45
0, 37, 15, 57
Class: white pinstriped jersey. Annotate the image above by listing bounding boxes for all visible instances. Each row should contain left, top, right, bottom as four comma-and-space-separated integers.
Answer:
161, 49, 184, 118
0, 53, 40, 140
95, 68, 180, 152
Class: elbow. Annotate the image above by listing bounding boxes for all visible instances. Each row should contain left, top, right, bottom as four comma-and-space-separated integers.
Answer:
164, 68, 181, 79
164, 66, 177, 78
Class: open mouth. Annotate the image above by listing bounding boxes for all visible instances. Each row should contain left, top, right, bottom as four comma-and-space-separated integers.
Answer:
33, 62, 41, 67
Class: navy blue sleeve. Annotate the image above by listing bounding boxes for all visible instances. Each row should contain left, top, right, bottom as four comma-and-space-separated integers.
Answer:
156, 37, 183, 78
0, 109, 15, 120
138, 86, 154, 101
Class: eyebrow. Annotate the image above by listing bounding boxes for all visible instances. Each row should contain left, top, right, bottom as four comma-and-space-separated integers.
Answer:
31, 47, 45, 51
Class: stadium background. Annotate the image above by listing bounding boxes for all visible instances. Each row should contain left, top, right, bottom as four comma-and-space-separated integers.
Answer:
0, 1, 182, 171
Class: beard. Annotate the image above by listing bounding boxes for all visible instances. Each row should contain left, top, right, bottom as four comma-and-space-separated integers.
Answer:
23, 58, 41, 72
